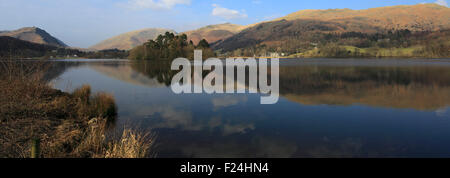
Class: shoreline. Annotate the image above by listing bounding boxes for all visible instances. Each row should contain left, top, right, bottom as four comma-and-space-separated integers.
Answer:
0, 61, 153, 158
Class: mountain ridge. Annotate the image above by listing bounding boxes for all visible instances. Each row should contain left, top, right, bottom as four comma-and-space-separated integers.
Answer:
0, 27, 67, 47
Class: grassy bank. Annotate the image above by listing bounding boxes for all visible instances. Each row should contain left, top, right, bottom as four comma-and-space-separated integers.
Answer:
0, 60, 154, 158
287, 43, 450, 58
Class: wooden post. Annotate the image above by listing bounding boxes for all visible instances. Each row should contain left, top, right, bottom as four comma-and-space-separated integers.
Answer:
31, 138, 40, 158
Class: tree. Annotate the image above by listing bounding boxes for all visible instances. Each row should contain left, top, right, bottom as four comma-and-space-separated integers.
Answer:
197, 39, 210, 48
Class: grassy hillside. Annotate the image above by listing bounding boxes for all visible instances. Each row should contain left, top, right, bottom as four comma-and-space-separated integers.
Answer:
212, 4, 450, 58
90, 28, 176, 50
213, 19, 382, 52
279, 4, 450, 32
182, 23, 247, 45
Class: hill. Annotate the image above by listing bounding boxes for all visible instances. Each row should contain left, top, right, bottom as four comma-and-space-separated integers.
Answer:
182, 23, 247, 45
212, 4, 450, 57
0, 36, 94, 59
0, 36, 57, 58
0, 27, 67, 47
278, 3, 450, 31
90, 28, 176, 50
213, 19, 382, 52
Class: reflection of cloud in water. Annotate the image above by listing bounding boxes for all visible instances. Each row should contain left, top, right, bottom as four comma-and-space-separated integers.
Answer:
212, 96, 248, 109
181, 136, 298, 158
136, 105, 255, 135
136, 106, 201, 131
178, 134, 403, 158
209, 117, 255, 136
436, 107, 449, 117
223, 123, 255, 135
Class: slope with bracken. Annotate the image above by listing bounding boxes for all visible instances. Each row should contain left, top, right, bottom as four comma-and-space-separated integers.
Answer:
90, 28, 176, 50
182, 23, 247, 45
212, 3, 450, 54
278, 3, 450, 31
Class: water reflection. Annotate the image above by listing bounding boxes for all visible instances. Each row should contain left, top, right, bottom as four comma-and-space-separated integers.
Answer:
124, 60, 450, 110
48, 59, 450, 157
280, 65, 450, 110
130, 60, 176, 86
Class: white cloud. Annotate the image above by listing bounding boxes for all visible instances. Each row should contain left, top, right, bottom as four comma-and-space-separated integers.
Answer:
126, 0, 191, 10
211, 4, 248, 20
435, 0, 448, 7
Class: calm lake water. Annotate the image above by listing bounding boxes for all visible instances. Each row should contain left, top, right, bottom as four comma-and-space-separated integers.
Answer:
46, 58, 450, 158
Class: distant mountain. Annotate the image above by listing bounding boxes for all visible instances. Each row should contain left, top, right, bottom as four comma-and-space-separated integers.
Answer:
213, 4, 450, 52
182, 23, 247, 45
90, 28, 176, 50
0, 27, 67, 47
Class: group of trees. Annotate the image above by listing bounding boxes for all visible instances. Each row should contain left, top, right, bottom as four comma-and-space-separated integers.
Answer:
128, 32, 215, 60
83, 49, 128, 59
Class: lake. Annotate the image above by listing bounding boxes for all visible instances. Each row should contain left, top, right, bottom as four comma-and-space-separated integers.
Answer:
46, 58, 450, 158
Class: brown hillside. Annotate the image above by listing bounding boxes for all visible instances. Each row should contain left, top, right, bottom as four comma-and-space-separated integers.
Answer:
90, 28, 176, 50
0, 27, 67, 47
183, 23, 246, 45
212, 19, 383, 51
278, 3, 450, 31
213, 4, 450, 52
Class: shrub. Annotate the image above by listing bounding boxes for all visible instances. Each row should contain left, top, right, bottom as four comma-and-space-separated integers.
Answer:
91, 93, 117, 121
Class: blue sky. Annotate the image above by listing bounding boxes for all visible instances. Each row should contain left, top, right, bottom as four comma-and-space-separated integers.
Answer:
0, 0, 447, 47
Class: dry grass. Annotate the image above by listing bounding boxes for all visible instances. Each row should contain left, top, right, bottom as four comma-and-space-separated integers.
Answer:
72, 85, 118, 122
91, 93, 117, 121
0, 59, 154, 158
68, 118, 155, 158
105, 127, 155, 158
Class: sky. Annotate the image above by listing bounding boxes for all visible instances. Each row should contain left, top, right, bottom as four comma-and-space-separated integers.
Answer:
0, 0, 448, 48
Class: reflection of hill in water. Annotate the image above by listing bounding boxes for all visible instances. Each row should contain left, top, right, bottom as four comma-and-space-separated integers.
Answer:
280, 66, 450, 110
43, 61, 86, 81
44, 60, 170, 89
126, 61, 450, 110
90, 63, 166, 88
129, 61, 177, 86
46, 60, 450, 111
